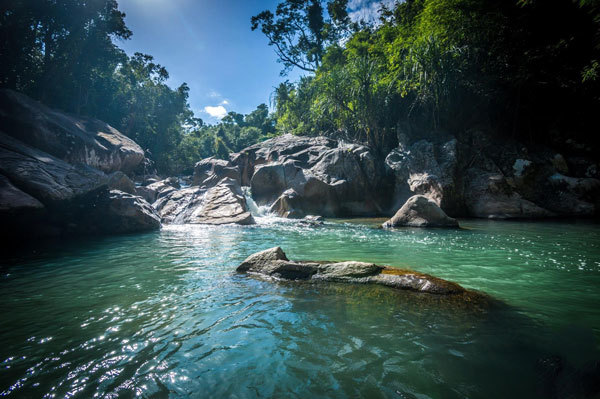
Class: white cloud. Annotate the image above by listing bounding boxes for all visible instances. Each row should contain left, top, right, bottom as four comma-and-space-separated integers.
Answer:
220, 100, 229, 105
203, 105, 227, 119
348, 0, 396, 24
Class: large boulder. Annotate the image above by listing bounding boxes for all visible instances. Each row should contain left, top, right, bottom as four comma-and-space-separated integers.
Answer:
385, 138, 459, 214
78, 190, 161, 234
0, 174, 44, 214
464, 170, 554, 219
193, 157, 241, 187
0, 132, 108, 203
237, 247, 477, 296
0, 130, 160, 239
154, 178, 255, 225
238, 135, 389, 217
108, 171, 136, 195
0, 89, 144, 173
383, 195, 459, 228
136, 177, 180, 204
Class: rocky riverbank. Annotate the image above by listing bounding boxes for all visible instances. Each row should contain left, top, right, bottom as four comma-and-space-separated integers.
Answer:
2, 88, 599, 242
0, 89, 161, 239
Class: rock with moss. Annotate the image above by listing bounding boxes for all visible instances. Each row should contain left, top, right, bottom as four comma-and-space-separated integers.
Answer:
237, 247, 479, 297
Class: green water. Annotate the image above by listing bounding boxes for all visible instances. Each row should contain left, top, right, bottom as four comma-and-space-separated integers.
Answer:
1, 219, 600, 398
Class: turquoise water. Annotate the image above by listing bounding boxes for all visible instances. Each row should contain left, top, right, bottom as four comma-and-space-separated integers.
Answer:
1, 219, 600, 398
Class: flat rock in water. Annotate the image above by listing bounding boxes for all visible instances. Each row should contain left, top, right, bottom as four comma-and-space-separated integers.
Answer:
237, 247, 480, 297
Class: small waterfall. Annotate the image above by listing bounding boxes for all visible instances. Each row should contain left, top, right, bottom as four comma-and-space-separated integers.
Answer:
242, 186, 270, 218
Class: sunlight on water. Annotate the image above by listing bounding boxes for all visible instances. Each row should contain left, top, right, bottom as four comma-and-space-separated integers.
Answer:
1, 219, 599, 398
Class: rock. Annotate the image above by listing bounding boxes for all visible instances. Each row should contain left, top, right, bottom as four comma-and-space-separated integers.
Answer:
0, 174, 44, 213
228, 131, 599, 220
269, 189, 305, 218
0, 130, 160, 239
304, 215, 324, 222
298, 215, 325, 226
80, 190, 161, 234
385, 138, 458, 213
464, 169, 554, 219
240, 135, 389, 217
237, 247, 475, 296
383, 195, 459, 228
0, 132, 108, 203
237, 246, 289, 272
136, 177, 180, 203
193, 157, 240, 187
251, 161, 305, 205
154, 178, 255, 225
108, 171, 136, 195
316, 261, 383, 279
0, 89, 144, 173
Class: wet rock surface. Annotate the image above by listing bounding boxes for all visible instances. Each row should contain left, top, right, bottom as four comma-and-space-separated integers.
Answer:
237, 247, 479, 296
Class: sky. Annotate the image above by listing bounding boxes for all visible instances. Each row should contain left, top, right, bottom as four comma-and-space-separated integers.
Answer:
116, 0, 393, 124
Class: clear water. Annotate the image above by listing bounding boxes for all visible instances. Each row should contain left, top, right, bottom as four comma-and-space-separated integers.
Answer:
1, 219, 600, 398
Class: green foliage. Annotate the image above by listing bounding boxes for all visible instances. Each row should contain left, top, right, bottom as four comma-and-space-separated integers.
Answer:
0, 0, 273, 175
174, 104, 277, 172
251, 0, 355, 74
262, 0, 600, 153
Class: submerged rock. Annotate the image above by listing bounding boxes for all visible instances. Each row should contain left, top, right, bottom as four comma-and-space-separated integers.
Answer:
237, 247, 476, 296
383, 195, 459, 228
154, 178, 255, 225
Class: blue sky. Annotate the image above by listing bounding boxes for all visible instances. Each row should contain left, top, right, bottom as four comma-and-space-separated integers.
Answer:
116, 0, 392, 124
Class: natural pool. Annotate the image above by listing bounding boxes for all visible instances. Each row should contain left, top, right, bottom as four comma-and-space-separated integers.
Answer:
1, 218, 599, 398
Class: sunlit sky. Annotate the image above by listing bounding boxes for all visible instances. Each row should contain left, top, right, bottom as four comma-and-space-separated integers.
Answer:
116, 0, 392, 124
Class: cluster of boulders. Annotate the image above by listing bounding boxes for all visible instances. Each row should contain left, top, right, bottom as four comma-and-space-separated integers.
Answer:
2, 89, 599, 241
225, 131, 598, 224
0, 89, 161, 240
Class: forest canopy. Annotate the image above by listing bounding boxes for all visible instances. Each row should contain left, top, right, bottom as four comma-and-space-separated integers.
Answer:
258, 0, 600, 155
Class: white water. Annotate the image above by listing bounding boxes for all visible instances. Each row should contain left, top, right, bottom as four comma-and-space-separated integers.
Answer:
241, 186, 291, 225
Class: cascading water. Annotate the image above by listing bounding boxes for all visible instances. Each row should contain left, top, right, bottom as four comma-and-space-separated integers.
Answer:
242, 186, 272, 220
